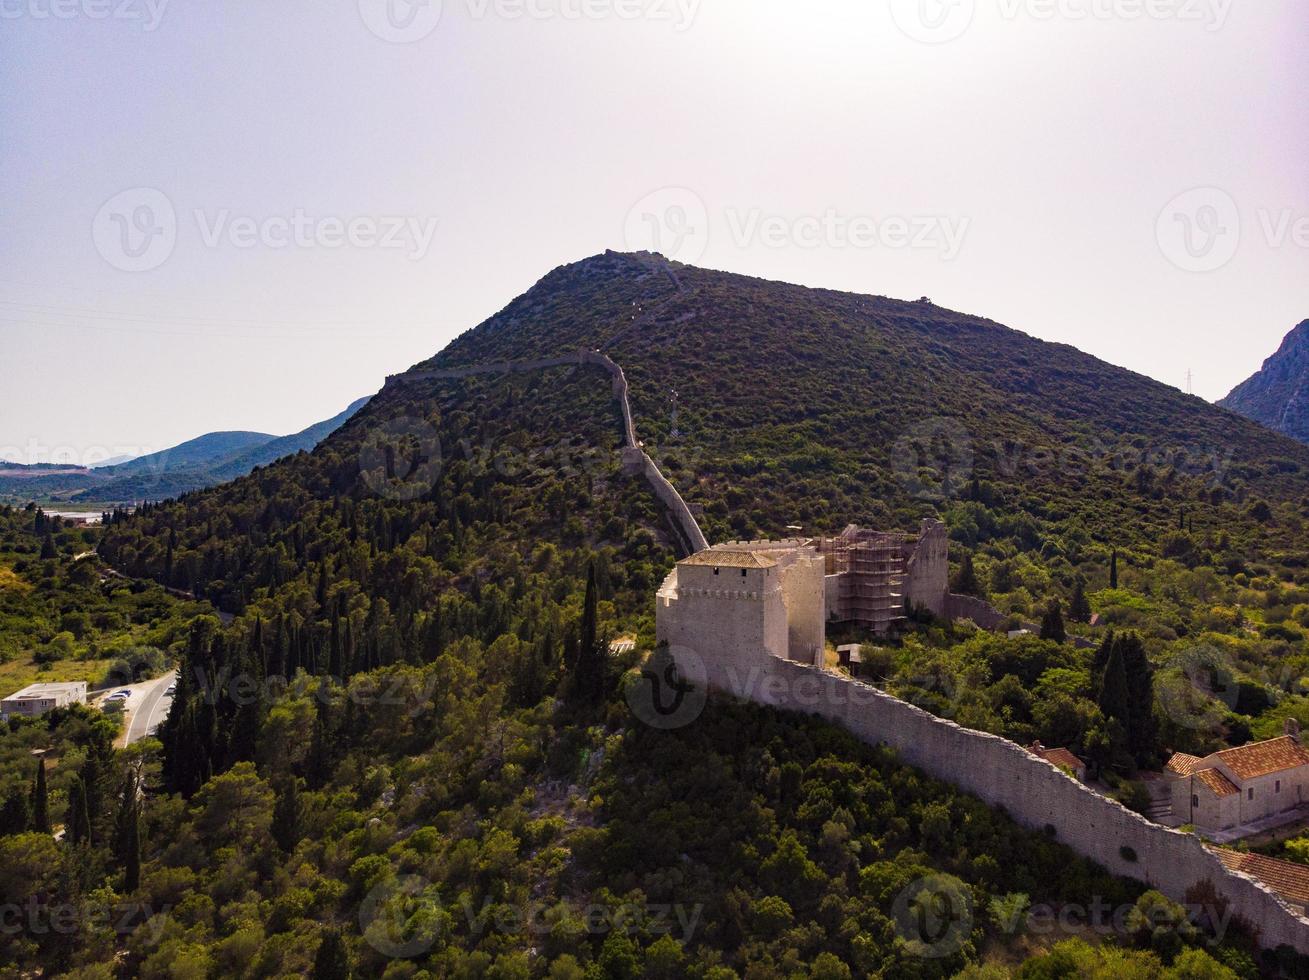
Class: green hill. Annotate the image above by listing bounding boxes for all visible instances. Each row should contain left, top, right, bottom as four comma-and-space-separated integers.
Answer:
81, 252, 1309, 977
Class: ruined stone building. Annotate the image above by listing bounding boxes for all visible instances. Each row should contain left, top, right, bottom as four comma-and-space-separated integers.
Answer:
818, 521, 950, 631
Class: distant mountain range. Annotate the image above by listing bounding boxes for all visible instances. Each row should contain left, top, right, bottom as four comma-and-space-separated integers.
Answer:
1219, 321, 1309, 445
0, 397, 370, 504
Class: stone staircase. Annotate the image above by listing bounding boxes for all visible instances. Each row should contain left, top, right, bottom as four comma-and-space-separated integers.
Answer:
1143, 775, 1177, 826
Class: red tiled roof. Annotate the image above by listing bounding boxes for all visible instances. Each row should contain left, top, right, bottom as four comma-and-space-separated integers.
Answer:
1194, 768, 1239, 798
1166, 752, 1205, 777
1215, 736, 1309, 780
1214, 850, 1309, 909
1035, 747, 1085, 772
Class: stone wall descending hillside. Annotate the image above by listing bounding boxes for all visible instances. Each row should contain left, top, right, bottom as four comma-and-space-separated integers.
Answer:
389, 350, 708, 556
691, 650, 1309, 955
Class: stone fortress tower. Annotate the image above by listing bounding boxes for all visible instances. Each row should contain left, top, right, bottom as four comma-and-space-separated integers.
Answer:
655, 520, 952, 668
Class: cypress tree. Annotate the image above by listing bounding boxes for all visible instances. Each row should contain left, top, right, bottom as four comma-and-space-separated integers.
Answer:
272, 775, 303, 853
950, 552, 984, 598
1097, 641, 1128, 720
1110, 549, 1119, 590
312, 928, 351, 980
78, 751, 105, 845
1119, 633, 1158, 765
113, 769, 138, 860
1092, 630, 1115, 689
1069, 578, 1092, 623
0, 785, 31, 835
123, 804, 141, 893
40, 532, 56, 560
328, 612, 343, 679
164, 529, 176, 587
1096, 639, 1131, 765
573, 562, 604, 704
31, 759, 49, 833
251, 616, 265, 679
306, 705, 333, 790
270, 614, 288, 680
1039, 600, 1066, 643
66, 775, 91, 845
316, 562, 329, 610
225, 644, 264, 768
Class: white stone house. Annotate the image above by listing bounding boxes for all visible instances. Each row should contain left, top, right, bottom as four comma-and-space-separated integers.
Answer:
1, 681, 87, 719
1165, 734, 1309, 835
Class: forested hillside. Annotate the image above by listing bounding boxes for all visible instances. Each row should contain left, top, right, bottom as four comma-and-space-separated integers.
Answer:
23, 252, 1309, 976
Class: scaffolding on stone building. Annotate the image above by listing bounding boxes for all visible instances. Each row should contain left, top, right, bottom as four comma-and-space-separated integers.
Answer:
820, 528, 914, 633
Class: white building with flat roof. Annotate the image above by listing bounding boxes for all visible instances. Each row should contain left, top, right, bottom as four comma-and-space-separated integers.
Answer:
1, 681, 87, 719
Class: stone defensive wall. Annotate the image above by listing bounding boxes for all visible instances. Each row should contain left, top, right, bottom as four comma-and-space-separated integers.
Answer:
944, 593, 1007, 631
694, 650, 1309, 955
388, 351, 708, 556
627, 449, 709, 555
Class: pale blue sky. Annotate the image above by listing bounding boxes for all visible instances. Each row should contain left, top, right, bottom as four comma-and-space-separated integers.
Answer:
2, 1, 1306, 463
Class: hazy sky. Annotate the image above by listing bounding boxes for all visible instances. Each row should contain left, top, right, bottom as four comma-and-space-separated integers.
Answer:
2, 1, 1305, 464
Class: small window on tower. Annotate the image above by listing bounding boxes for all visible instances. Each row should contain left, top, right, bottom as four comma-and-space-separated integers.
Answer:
741, 569, 748, 577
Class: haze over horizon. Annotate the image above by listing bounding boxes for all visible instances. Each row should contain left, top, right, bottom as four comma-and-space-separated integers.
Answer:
3, 1, 1305, 464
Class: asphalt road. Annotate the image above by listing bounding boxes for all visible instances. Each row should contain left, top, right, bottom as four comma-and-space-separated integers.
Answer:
123, 670, 177, 745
